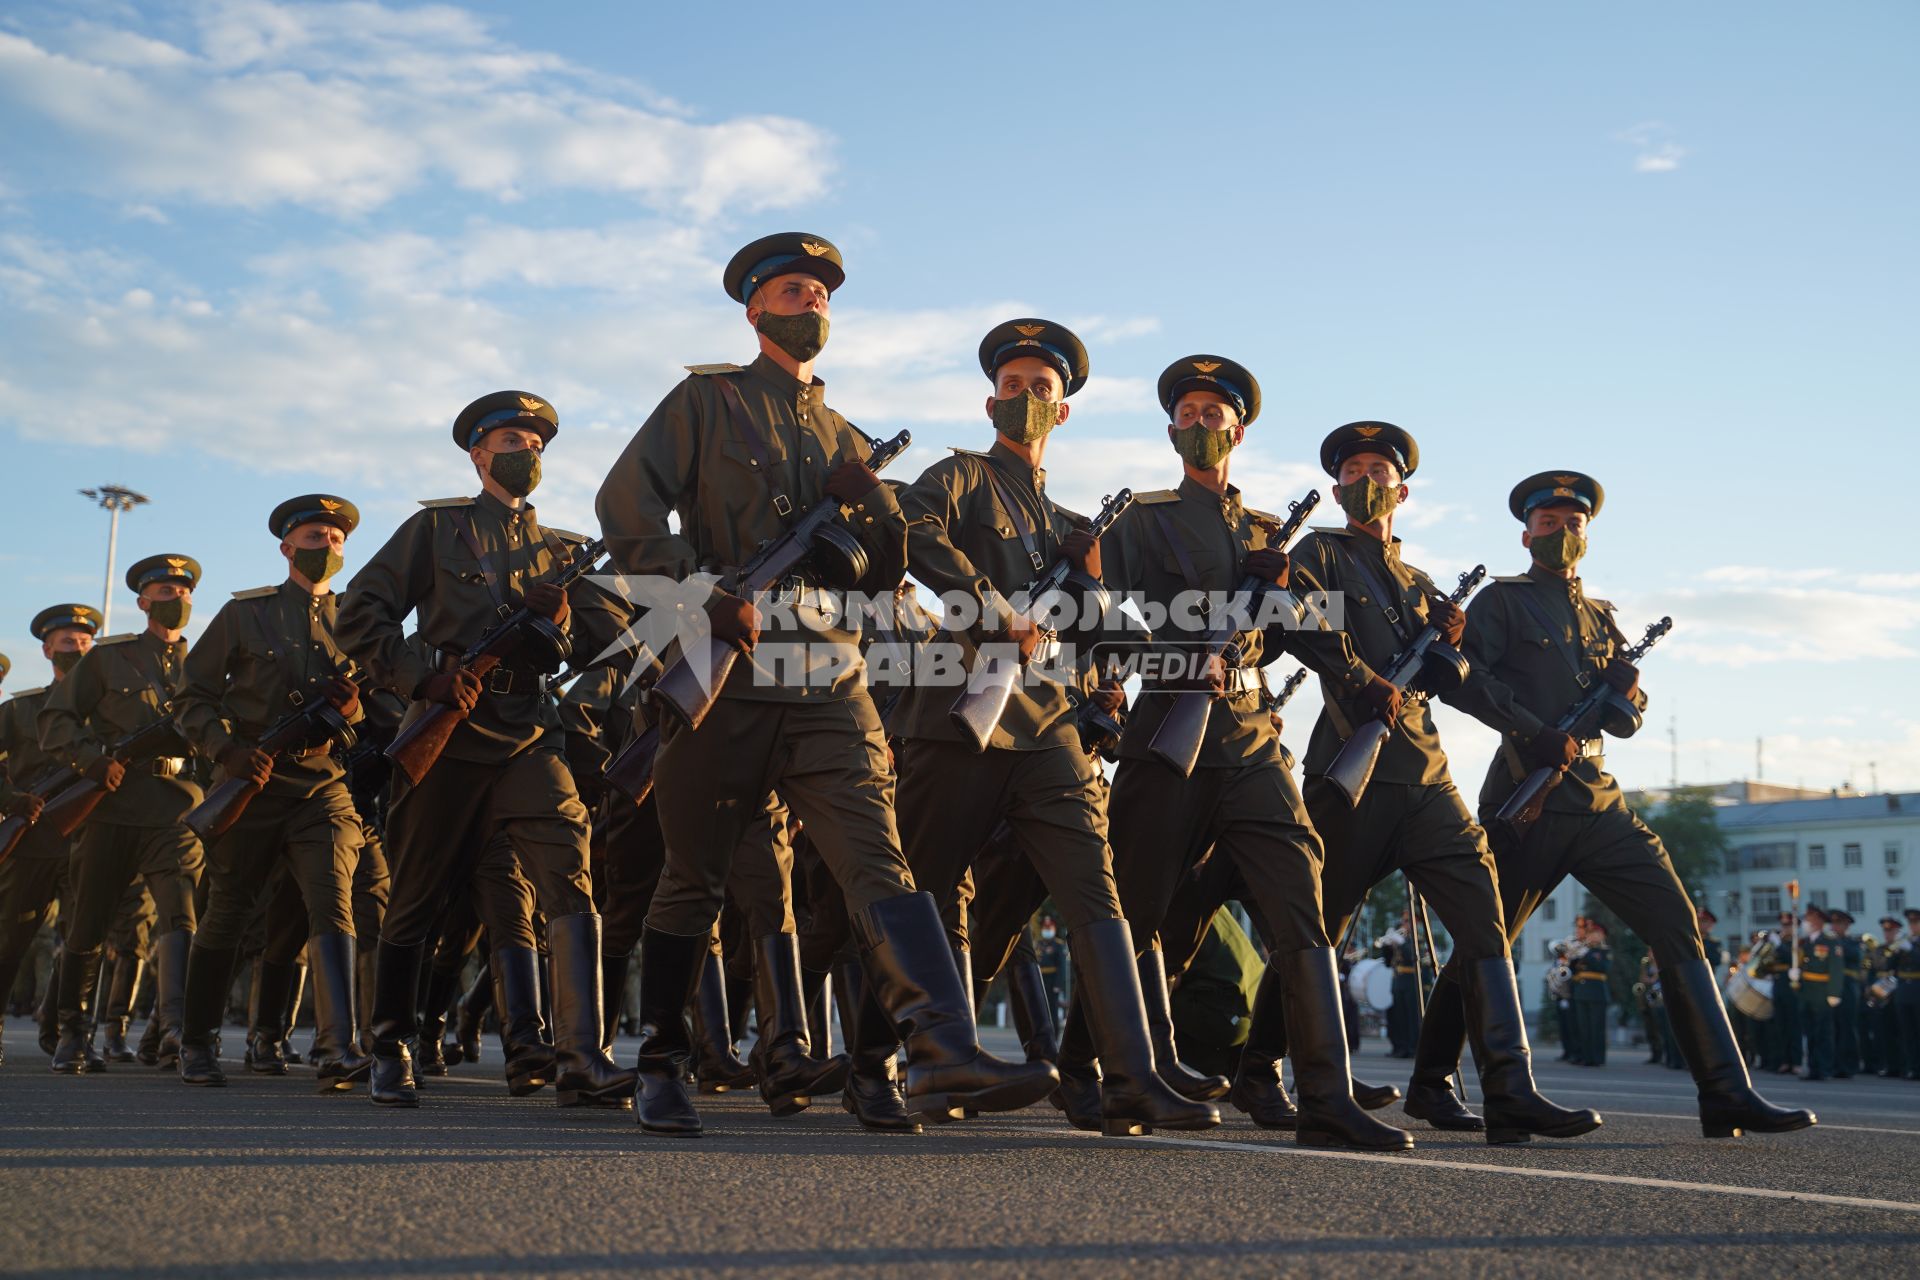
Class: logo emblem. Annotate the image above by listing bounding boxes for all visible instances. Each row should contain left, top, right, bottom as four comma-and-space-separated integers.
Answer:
319, 498, 342, 511
518, 395, 544, 413
1353, 425, 1382, 438
1552, 487, 1575, 498
1193, 361, 1221, 373
1554, 474, 1579, 486
799, 241, 830, 257
1014, 324, 1046, 337
165, 557, 188, 571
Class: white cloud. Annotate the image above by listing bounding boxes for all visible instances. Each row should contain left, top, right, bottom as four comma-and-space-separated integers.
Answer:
1616, 121, 1687, 174
1639, 581, 1920, 667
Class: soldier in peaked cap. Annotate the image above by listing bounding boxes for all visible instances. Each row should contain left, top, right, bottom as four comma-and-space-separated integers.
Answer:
0, 604, 104, 1066
39, 556, 205, 1074
172, 495, 376, 1090
888, 318, 1220, 1139
1407, 469, 1811, 1136
1082, 354, 1404, 1149
1269, 425, 1601, 1145
338, 393, 635, 1109
597, 239, 1056, 1138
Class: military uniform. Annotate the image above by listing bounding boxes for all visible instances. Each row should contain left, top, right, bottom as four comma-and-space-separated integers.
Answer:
1796, 920, 1839, 1080
1830, 912, 1863, 1077
595, 236, 1052, 1136
1763, 928, 1801, 1072
337, 390, 631, 1109
1570, 938, 1611, 1065
1893, 917, 1920, 1079
1371, 929, 1421, 1057
172, 496, 372, 1089
38, 557, 206, 1072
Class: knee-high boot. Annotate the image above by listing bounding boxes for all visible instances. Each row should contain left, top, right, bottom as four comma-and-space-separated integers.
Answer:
691, 950, 755, 1092
307, 933, 372, 1090
1067, 918, 1220, 1136
599, 948, 630, 1056
1278, 947, 1413, 1150
1402, 967, 1483, 1130
248, 958, 300, 1075
283, 961, 308, 1064
367, 939, 424, 1107
853, 892, 1059, 1121
1463, 956, 1602, 1145
752, 933, 850, 1116
1139, 948, 1229, 1101
1228, 966, 1298, 1128
416, 957, 462, 1077
355, 945, 379, 1056
547, 913, 637, 1108
632, 925, 704, 1136
1006, 956, 1059, 1064
96, 951, 142, 1063
1662, 958, 1816, 1138
804, 963, 834, 1059
493, 944, 556, 1097
177, 944, 238, 1086
836, 958, 919, 1132
151, 929, 193, 1071
50, 948, 105, 1074
452, 959, 488, 1065
1052, 991, 1103, 1128
39, 946, 64, 1056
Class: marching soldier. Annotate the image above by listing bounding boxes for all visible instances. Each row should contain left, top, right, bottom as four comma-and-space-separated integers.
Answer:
1830, 908, 1862, 1077
1285, 424, 1595, 1145
1894, 908, 1920, 1080
1866, 914, 1903, 1076
1796, 905, 1838, 1081
38, 555, 206, 1073
1765, 912, 1801, 1074
1089, 353, 1399, 1148
336, 392, 633, 1109
0, 604, 103, 1066
171, 496, 371, 1089
1374, 913, 1422, 1058
1408, 471, 1809, 1136
595, 234, 1055, 1136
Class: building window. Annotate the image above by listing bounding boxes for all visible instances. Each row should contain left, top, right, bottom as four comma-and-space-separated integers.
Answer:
1891, 889, 1907, 916
1807, 844, 1826, 868
1844, 843, 1863, 868
1733, 842, 1797, 871
1543, 897, 1558, 922
1808, 889, 1828, 909
1887, 842, 1902, 867
1751, 886, 1782, 918
1847, 889, 1866, 914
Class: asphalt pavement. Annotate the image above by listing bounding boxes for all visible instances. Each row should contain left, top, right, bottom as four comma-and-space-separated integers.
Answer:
3, 1018, 1916, 1278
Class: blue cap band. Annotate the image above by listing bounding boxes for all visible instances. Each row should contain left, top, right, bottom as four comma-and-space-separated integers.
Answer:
740, 253, 803, 303
1521, 486, 1593, 515
1333, 440, 1409, 473
1167, 373, 1247, 419
989, 338, 1074, 387
466, 408, 538, 448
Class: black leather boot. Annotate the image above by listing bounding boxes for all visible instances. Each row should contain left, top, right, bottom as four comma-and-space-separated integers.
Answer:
38, 947, 63, 1056
1464, 956, 1602, 1145
99, 951, 144, 1063
177, 944, 238, 1086
547, 914, 638, 1108
632, 926, 704, 1136
50, 948, 105, 1075
416, 957, 461, 1078
367, 939, 424, 1108
493, 945, 556, 1097
751, 933, 851, 1116
1006, 956, 1059, 1064
283, 963, 307, 1063
835, 959, 919, 1133
1279, 947, 1413, 1150
853, 892, 1059, 1121
355, 945, 378, 1056
599, 948, 630, 1056
1662, 957, 1815, 1138
453, 959, 488, 1065
1068, 919, 1220, 1135
1229, 967, 1299, 1129
151, 929, 193, 1070
248, 958, 300, 1075
1051, 994, 1103, 1129
691, 950, 755, 1093
1402, 968, 1484, 1131
307, 933, 372, 1091
805, 963, 834, 1058
1139, 948, 1230, 1101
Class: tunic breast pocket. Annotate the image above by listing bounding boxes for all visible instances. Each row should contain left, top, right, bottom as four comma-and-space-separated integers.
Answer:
438, 555, 491, 591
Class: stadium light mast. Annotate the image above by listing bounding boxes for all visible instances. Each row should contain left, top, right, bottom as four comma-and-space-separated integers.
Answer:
80, 485, 150, 632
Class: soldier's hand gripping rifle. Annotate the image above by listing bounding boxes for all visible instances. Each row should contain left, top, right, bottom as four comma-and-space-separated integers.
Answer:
1148, 489, 1319, 778
949, 489, 1134, 753
385, 536, 607, 786
39, 711, 190, 837
648, 429, 914, 734
1492, 615, 1673, 836
0, 767, 84, 864
1317, 564, 1488, 807
184, 698, 360, 841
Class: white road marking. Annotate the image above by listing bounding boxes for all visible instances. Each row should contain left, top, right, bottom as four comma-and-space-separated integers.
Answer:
1077, 1130, 1920, 1215
1585, 1108, 1920, 1136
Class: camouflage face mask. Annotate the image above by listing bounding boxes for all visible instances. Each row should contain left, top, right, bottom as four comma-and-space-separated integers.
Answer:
50, 650, 83, 676
1530, 527, 1587, 571
1172, 424, 1234, 471
488, 448, 542, 498
1337, 476, 1398, 525
992, 390, 1059, 445
147, 597, 190, 631
291, 547, 345, 585
756, 308, 830, 363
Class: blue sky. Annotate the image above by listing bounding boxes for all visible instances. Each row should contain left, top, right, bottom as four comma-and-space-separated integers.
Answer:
1, 0, 1915, 792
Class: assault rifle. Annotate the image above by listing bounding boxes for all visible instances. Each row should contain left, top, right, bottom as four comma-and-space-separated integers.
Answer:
39, 712, 190, 837
184, 699, 360, 841
0, 767, 81, 864
1492, 615, 1673, 836
1147, 489, 1319, 778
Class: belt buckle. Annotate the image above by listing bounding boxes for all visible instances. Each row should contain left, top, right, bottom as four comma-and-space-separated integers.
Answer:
774, 494, 793, 517
487, 669, 514, 696
1576, 670, 1593, 688
1382, 605, 1401, 625
1030, 551, 1046, 572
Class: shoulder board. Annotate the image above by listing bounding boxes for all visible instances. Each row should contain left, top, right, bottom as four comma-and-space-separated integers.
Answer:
684, 363, 745, 376
1133, 489, 1181, 505
418, 496, 475, 509
1587, 596, 1617, 612
945, 447, 992, 459
544, 527, 589, 545
231, 585, 279, 601
1492, 575, 1531, 585
1245, 506, 1282, 524
1309, 525, 1353, 537
95, 632, 138, 647
7, 686, 47, 699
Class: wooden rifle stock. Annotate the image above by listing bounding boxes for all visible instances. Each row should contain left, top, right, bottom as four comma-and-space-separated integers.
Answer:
185, 702, 357, 842
386, 652, 502, 787
0, 768, 80, 865
42, 714, 187, 837
603, 722, 660, 807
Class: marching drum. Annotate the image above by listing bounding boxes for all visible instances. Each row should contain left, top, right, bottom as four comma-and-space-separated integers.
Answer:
1348, 957, 1396, 1011
1725, 971, 1774, 1021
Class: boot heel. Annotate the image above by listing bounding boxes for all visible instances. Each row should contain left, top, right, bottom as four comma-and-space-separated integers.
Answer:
1102, 1116, 1150, 1137
1702, 1121, 1744, 1139
1485, 1127, 1532, 1145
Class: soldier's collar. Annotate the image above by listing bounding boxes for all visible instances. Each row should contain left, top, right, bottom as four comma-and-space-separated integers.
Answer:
747, 352, 826, 401
1175, 474, 1241, 519
1525, 562, 1581, 594
986, 438, 1045, 490
476, 490, 536, 522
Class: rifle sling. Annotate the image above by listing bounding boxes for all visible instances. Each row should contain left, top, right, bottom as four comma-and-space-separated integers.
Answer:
715, 376, 798, 526
448, 507, 511, 617
1333, 541, 1418, 649
978, 459, 1048, 574
1506, 582, 1593, 689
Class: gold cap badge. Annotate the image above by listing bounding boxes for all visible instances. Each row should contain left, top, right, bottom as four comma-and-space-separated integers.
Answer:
518, 395, 544, 413
319, 498, 342, 511
1554, 474, 1578, 485
1192, 361, 1221, 373
1354, 425, 1382, 438
165, 557, 188, 570
1014, 324, 1046, 337
800, 241, 829, 257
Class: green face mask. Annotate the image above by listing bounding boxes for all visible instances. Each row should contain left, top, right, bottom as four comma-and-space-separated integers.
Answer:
756, 308, 830, 363
1337, 477, 1399, 525
1172, 424, 1234, 471
50, 650, 83, 676
147, 597, 190, 631
991, 390, 1060, 444
488, 448, 542, 498
1530, 527, 1587, 572
291, 547, 345, 585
